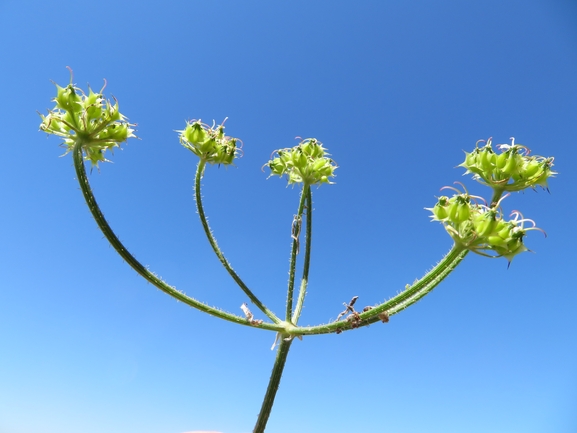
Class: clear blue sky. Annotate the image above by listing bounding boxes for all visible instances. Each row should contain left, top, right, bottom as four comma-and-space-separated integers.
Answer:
1, 1, 576, 432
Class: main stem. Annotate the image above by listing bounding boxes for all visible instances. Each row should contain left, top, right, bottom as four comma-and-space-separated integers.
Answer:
253, 185, 310, 432
253, 338, 293, 433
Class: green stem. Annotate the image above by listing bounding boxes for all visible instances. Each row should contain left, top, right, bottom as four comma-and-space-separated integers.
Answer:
194, 160, 281, 324
253, 338, 293, 433
285, 186, 308, 322
72, 140, 285, 332
490, 190, 505, 207
291, 244, 468, 335
291, 186, 312, 324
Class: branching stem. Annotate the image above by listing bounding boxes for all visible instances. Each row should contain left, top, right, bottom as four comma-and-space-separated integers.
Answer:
72, 140, 285, 331
71, 137, 478, 338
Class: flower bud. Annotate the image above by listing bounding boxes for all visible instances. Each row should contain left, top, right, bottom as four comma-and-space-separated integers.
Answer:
495, 151, 508, 170
479, 147, 496, 173
54, 83, 82, 114
501, 151, 519, 177
474, 209, 498, 237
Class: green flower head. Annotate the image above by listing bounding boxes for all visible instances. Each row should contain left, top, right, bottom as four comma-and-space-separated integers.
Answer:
427, 184, 545, 264
266, 138, 337, 186
459, 137, 556, 194
179, 118, 240, 166
39, 70, 136, 167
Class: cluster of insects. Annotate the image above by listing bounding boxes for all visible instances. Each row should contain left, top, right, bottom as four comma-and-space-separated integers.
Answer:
334, 296, 390, 333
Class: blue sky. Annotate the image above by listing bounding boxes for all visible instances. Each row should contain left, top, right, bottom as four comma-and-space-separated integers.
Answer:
1, 1, 576, 432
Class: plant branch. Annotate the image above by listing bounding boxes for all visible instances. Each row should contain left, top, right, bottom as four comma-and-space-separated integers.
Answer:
290, 244, 469, 335
285, 186, 308, 322
291, 186, 312, 324
72, 140, 285, 331
194, 160, 281, 324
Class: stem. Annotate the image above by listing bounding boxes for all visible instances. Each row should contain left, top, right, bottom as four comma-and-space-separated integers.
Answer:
194, 160, 281, 324
291, 244, 468, 335
490, 190, 505, 208
71, 140, 285, 332
253, 338, 293, 433
291, 186, 312, 324
285, 186, 308, 322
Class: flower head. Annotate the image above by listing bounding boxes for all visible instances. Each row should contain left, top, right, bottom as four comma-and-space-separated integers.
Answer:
266, 138, 337, 186
427, 184, 545, 264
459, 137, 556, 194
39, 71, 135, 167
178, 119, 240, 166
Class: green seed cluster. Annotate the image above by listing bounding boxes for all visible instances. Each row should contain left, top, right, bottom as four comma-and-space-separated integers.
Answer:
427, 190, 540, 263
428, 137, 554, 263
267, 138, 337, 186
39, 82, 135, 166
179, 120, 239, 166
459, 137, 555, 193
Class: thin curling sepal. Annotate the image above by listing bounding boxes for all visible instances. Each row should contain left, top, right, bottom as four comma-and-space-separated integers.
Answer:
39, 72, 136, 167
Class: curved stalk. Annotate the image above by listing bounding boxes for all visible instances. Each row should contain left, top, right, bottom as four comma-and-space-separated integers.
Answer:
285, 186, 308, 322
363, 245, 468, 322
291, 186, 312, 324
72, 140, 285, 332
291, 244, 468, 335
253, 338, 293, 433
194, 160, 281, 324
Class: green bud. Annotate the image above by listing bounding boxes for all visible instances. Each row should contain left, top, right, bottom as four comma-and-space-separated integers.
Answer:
187, 122, 209, 145
523, 159, 541, 178
496, 221, 513, 239
474, 209, 498, 237
54, 83, 82, 114
487, 235, 508, 248
501, 151, 519, 176
479, 147, 495, 173
100, 123, 130, 142
495, 151, 508, 170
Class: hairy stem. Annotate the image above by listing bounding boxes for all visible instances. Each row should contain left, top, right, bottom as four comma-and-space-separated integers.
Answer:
253, 338, 293, 433
292, 186, 312, 324
292, 244, 468, 335
72, 140, 285, 331
194, 160, 281, 324
285, 186, 308, 322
